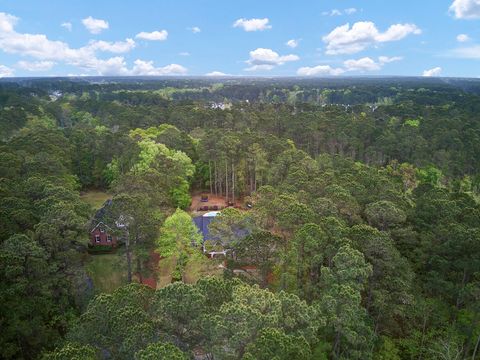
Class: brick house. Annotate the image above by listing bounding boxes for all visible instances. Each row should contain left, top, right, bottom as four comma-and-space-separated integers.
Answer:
90, 221, 118, 247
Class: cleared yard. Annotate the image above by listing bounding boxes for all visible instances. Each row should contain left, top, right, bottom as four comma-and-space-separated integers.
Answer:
80, 190, 111, 210
190, 193, 227, 213
85, 251, 128, 293
183, 256, 224, 284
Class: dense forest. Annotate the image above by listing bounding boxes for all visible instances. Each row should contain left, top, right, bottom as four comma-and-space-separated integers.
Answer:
1, 77, 480, 360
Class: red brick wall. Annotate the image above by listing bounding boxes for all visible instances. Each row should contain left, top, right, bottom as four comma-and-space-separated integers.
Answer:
90, 227, 117, 246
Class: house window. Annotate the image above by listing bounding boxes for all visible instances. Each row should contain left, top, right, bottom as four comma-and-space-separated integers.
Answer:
107, 235, 112, 242
95, 235, 101, 243
100, 228, 105, 233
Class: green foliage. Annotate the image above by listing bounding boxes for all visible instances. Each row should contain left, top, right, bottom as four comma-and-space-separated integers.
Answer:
417, 166, 443, 186
242, 328, 311, 360
2, 79, 480, 360
364, 200, 406, 230
135, 342, 187, 360
404, 118, 420, 128
42, 343, 98, 360
317, 244, 374, 359
157, 209, 202, 280
157, 209, 202, 257
170, 179, 191, 209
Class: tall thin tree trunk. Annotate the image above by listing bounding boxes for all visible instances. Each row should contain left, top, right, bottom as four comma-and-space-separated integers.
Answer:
209, 160, 213, 194
232, 160, 235, 205
253, 159, 257, 192
225, 159, 229, 202
137, 257, 143, 283
456, 268, 468, 309
214, 160, 218, 196
472, 331, 480, 360
125, 229, 132, 283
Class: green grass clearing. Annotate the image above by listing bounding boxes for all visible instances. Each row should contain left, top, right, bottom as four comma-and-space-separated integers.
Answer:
85, 251, 128, 294
183, 255, 224, 284
80, 190, 111, 210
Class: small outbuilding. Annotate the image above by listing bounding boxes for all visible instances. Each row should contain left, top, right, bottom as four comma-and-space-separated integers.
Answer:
90, 221, 118, 247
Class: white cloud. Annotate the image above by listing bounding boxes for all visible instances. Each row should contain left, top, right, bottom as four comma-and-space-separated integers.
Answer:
245, 47, 299, 71
323, 21, 421, 55
0, 64, 14, 77
423, 67, 442, 77
233, 18, 271, 32
378, 56, 403, 63
449, 45, 480, 58
298, 55, 402, 76
61, 22, 72, 31
344, 57, 381, 71
205, 71, 229, 76
71, 57, 187, 76
245, 64, 275, 72
286, 39, 299, 48
297, 65, 345, 76
17, 60, 55, 71
449, 0, 480, 19
131, 60, 187, 76
190, 26, 201, 33
322, 8, 357, 16
179, 52, 190, 56
344, 56, 402, 71
82, 16, 109, 34
322, 9, 342, 16
0, 12, 186, 76
456, 33, 470, 42
0, 12, 17, 33
135, 30, 168, 41
87, 39, 135, 53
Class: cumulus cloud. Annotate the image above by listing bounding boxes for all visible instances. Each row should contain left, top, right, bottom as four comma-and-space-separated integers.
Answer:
71, 57, 187, 76
423, 67, 442, 77
286, 39, 299, 48
323, 21, 421, 55
17, 60, 55, 71
449, 0, 480, 19
245, 47, 299, 71
322, 8, 357, 16
297, 56, 402, 76
82, 16, 109, 34
344, 56, 402, 71
0, 12, 185, 76
297, 65, 345, 76
179, 52, 190, 56
456, 33, 470, 42
0, 12, 17, 33
135, 30, 168, 41
205, 71, 229, 76
130, 60, 187, 76
0, 64, 14, 77
61, 22, 72, 31
189, 26, 201, 33
233, 18, 271, 32
87, 39, 135, 53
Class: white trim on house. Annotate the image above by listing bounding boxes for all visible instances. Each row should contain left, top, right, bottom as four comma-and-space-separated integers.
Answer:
90, 221, 114, 233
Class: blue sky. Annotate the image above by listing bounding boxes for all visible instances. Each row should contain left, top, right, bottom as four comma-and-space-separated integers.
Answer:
0, 0, 480, 77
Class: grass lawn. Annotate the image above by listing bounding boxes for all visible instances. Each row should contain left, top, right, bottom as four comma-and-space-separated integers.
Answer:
183, 255, 224, 284
155, 254, 223, 288
85, 250, 128, 294
80, 190, 111, 210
